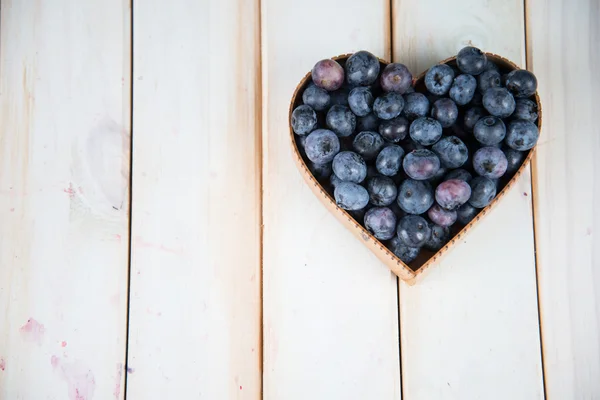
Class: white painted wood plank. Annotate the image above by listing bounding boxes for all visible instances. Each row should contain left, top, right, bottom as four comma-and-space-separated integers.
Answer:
393, 0, 544, 398
126, 0, 262, 398
262, 1, 401, 399
0, 1, 131, 399
527, 0, 600, 396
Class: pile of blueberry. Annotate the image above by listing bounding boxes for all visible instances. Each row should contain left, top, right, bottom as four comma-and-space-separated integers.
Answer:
291, 47, 539, 267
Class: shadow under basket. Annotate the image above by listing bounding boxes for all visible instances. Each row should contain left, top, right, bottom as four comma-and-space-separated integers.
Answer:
289, 53, 542, 285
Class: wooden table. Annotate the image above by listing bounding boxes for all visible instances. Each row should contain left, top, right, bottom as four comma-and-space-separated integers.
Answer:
1, 0, 598, 399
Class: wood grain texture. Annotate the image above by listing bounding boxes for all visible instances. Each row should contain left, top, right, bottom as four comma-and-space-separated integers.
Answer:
527, 0, 600, 397
393, 0, 544, 398
262, 1, 401, 399
0, 1, 131, 399
126, 0, 262, 398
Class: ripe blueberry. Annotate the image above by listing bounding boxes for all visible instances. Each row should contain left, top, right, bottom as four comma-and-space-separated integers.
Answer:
477, 70, 502, 94
473, 116, 506, 145
291, 105, 317, 135
456, 46, 488, 75
432, 136, 468, 169
348, 87, 374, 117
468, 176, 497, 208
431, 98, 458, 128
424, 64, 455, 95
403, 92, 430, 120
326, 105, 356, 137
424, 224, 450, 251
345, 50, 380, 86
506, 119, 539, 151
388, 236, 420, 263
397, 179, 434, 215
435, 179, 472, 210
513, 99, 538, 123
304, 129, 340, 164
353, 131, 385, 160
457, 202, 478, 225
483, 87, 516, 118
397, 215, 432, 247
379, 116, 409, 142
367, 176, 398, 206
473, 146, 508, 179
376, 145, 405, 176
449, 74, 477, 105
403, 149, 441, 180
334, 182, 369, 210
332, 151, 367, 183
373, 92, 405, 120
505, 69, 538, 98
364, 207, 397, 240
428, 203, 458, 227
410, 117, 443, 146
302, 83, 331, 111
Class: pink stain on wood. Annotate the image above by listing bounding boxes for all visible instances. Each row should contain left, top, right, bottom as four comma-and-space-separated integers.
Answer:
114, 363, 123, 399
20, 318, 45, 345
0, 358, 6, 371
61, 341, 68, 348
50, 355, 96, 400
63, 184, 76, 198
126, 367, 135, 374
240, 386, 243, 390
134, 236, 183, 255
10, 208, 14, 212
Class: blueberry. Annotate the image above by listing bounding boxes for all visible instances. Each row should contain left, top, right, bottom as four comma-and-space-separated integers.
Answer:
469, 176, 497, 208
304, 129, 340, 164
364, 207, 397, 240
373, 92, 405, 120
379, 116, 409, 142
348, 87, 374, 117
397, 215, 431, 247
380, 63, 413, 94
403, 92, 430, 120
456, 46, 488, 75
345, 50, 380, 86
376, 145, 405, 176
367, 176, 398, 206
428, 203, 457, 227
291, 105, 317, 135
449, 74, 477, 105
401, 138, 426, 153
505, 69, 538, 98
353, 131, 385, 160
403, 149, 441, 180
503, 147, 525, 174
308, 161, 332, 181
430, 98, 458, 128
326, 105, 356, 137
513, 99, 539, 123
334, 181, 369, 210
474, 116, 506, 145
464, 107, 487, 132
457, 202, 478, 225
424, 64, 455, 95
409, 117, 443, 146
312, 59, 345, 91
506, 120, 539, 151
397, 179, 434, 214
473, 146, 508, 178
329, 86, 351, 106
388, 236, 420, 263
302, 83, 331, 111
444, 168, 472, 183
435, 179, 472, 210
483, 87, 516, 118
356, 113, 380, 132
478, 70, 502, 94
424, 224, 450, 251
332, 151, 367, 183
432, 136, 468, 169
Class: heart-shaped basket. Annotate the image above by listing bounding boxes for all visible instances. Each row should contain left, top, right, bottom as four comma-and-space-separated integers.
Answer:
289, 52, 542, 284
